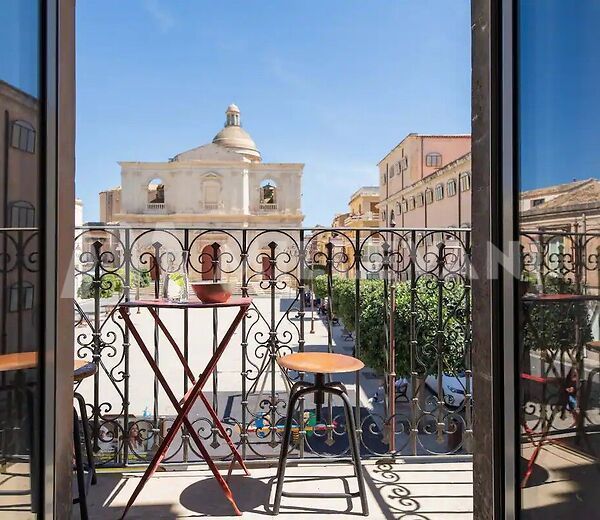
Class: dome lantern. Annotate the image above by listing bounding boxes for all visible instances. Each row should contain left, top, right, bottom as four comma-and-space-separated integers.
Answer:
212, 104, 261, 161
225, 104, 241, 127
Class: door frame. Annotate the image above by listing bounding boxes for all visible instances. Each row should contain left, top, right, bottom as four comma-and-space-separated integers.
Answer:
471, 0, 519, 518
42, 0, 76, 517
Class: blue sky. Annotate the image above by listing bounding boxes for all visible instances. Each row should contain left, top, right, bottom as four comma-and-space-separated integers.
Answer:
0, 0, 39, 96
76, 0, 471, 226
519, 0, 600, 191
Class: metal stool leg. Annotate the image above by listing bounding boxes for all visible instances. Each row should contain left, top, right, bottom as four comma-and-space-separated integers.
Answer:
73, 407, 88, 520
338, 388, 369, 516
273, 384, 312, 515
75, 393, 96, 485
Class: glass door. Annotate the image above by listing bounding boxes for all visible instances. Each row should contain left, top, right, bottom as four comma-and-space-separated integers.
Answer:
0, 1, 43, 516
517, 1, 600, 517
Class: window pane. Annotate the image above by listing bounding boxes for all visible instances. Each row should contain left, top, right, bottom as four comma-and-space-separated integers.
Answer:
0, 0, 42, 514
518, 1, 600, 517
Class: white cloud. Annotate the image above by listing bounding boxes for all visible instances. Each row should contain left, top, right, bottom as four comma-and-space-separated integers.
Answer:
142, 0, 175, 33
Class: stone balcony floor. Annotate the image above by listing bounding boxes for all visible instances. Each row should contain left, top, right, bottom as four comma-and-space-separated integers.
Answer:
77, 459, 473, 519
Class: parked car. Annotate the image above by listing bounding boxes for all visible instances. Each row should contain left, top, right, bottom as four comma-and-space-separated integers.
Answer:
424, 372, 467, 408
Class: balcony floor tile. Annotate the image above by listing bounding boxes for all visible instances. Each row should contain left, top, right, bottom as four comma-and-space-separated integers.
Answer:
76, 459, 473, 519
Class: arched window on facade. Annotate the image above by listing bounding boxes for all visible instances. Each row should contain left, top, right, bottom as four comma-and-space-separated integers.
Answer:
425, 152, 442, 168
425, 189, 434, 205
11, 120, 36, 153
447, 178, 457, 197
459, 171, 471, 192
147, 178, 165, 212
416, 193, 424, 208
9, 200, 35, 227
390, 209, 396, 227
148, 179, 164, 203
9, 281, 34, 312
435, 183, 444, 201
260, 179, 278, 210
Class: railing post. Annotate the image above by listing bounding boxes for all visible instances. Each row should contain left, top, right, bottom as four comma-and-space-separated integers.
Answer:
267, 241, 279, 449
409, 230, 418, 455
182, 229, 190, 462
211, 242, 221, 449
464, 230, 473, 453
151, 241, 162, 451
122, 229, 131, 466
380, 238, 391, 445
91, 240, 103, 453
436, 241, 445, 443
298, 230, 306, 458
324, 240, 335, 446
240, 230, 248, 460
354, 230, 362, 450
388, 283, 396, 454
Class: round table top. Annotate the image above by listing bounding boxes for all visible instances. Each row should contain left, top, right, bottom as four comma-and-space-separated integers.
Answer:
0, 352, 37, 372
0, 352, 96, 379
277, 352, 364, 374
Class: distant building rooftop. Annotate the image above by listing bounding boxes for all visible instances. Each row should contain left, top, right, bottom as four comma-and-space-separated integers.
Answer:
349, 186, 379, 201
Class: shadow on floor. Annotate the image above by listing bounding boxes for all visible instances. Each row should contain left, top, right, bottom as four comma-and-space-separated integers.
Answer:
179, 475, 269, 516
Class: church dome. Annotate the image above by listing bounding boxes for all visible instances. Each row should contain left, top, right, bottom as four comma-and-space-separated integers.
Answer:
212, 104, 261, 161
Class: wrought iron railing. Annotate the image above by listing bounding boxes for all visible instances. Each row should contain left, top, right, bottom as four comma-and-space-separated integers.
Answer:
519, 228, 600, 446
73, 226, 473, 466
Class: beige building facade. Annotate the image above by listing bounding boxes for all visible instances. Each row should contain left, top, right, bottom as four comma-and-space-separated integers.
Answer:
378, 133, 471, 227
102, 104, 303, 228
315, 186, 382, 278
97, 104, 304, 285
386, 151, 472, 230
0, 80, 41, 355
520, 179, 600, 293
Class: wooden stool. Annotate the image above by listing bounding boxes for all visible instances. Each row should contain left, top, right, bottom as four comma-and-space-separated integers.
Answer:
73, 360, 98, 520
273, 352, 369, 516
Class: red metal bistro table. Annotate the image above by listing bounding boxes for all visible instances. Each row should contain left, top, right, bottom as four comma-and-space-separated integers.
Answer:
117, 297, 252, 518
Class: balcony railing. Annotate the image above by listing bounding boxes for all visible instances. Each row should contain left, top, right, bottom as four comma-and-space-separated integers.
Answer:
146, 202, 167, 214
72, 225, 473, 467
343, 212, 380, 226
201, 201, 224, 212
259, 202, 278, 211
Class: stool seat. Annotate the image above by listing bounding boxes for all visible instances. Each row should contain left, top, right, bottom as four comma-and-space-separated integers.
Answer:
277, 352, 364, 374
74, 361, 97, 382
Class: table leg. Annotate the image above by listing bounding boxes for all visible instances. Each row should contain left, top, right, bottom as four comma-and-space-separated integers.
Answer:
196, 390, 249, 476
148, 307, 248, 474
118, 306, 248, 518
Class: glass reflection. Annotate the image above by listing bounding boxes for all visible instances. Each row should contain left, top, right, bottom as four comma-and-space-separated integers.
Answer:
0, 0, 42, 516
518, 1, 600, 517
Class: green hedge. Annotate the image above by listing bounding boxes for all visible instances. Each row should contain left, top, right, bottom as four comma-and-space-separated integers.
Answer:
521, 275, 592, 353
313, 275, 469, 377
77, 268, 151, 299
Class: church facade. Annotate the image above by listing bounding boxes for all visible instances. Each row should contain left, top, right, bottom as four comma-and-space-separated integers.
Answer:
97, 104, 304, 285
101, 104, 303, 227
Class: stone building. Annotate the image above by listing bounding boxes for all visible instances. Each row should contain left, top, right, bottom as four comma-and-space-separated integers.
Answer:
520, 178, 600, 293
315, 186, 382, 278
378, 134, 471, 228
0, 79, 41, 354
98, 104, 304, 285
102, 104, 303, 228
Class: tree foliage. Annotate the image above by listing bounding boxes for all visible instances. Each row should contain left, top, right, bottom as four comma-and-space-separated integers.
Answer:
77, 268, 151, 299
314, 275, 470, 377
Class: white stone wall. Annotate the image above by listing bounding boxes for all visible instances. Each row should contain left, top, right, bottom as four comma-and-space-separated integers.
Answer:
119, 162, 302, 220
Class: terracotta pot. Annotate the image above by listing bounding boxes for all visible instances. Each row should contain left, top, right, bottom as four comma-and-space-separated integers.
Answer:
190, 281, 234, 303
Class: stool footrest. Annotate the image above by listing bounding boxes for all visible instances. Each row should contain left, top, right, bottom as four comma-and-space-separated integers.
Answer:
282, 491, 361, 499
